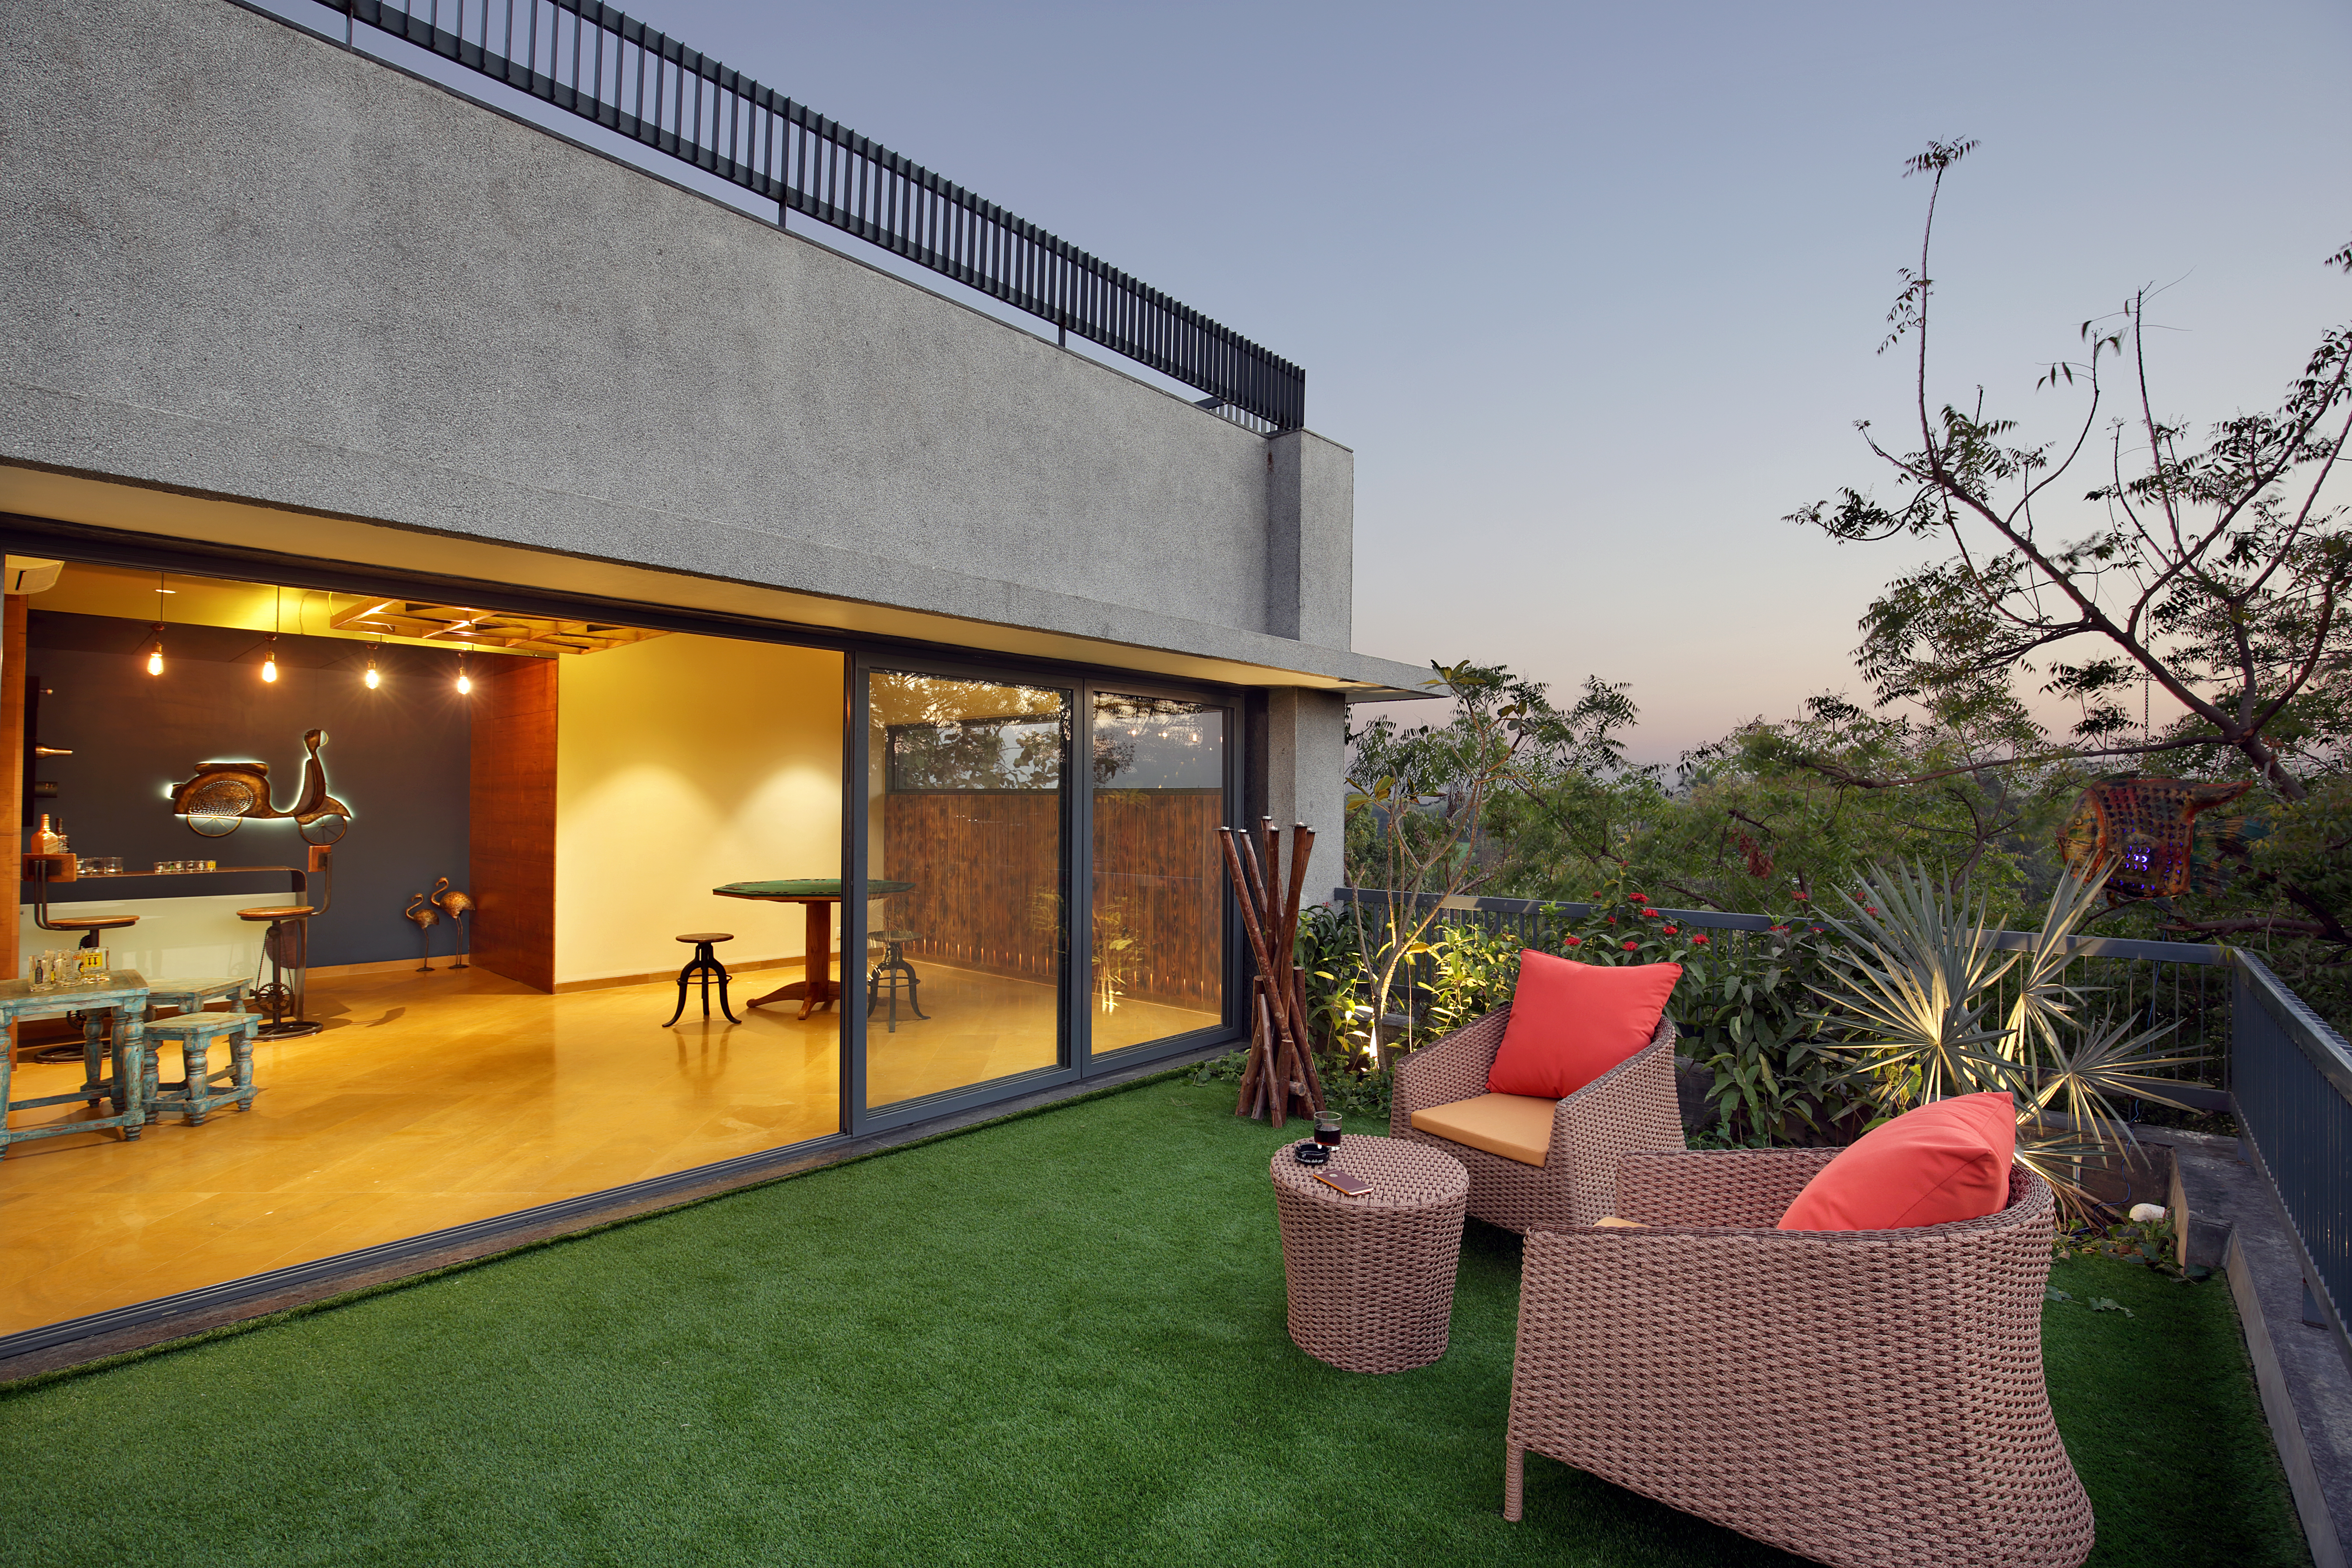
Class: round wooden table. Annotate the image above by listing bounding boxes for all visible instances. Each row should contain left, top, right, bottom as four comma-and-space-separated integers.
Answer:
711, 880, 915, 1020
1268, 1134, 1470, 1373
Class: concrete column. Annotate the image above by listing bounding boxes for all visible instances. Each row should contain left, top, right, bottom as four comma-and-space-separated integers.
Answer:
1265, 430, 1354, 649
1258, 688, 1350, 893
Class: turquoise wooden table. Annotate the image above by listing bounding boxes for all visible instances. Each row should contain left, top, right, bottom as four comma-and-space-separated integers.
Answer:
0, 970, 151, 1153
713, 881, 915, 1020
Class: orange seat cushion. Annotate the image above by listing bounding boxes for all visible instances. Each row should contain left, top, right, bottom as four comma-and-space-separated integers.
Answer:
1777, 1092, 2017, 1231
1409, 1092, 1557, 1167
1486, 952, 1681, 1099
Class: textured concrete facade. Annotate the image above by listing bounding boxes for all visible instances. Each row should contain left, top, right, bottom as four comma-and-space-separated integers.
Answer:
0, 0, 1420, 817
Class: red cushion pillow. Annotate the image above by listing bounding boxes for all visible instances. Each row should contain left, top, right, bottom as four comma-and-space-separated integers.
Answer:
1777, 1092, 2017, 1231
1485, 951, 1680, 1099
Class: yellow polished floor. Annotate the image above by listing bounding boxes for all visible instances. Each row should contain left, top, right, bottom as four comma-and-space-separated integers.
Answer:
0, 960, 1215, 1335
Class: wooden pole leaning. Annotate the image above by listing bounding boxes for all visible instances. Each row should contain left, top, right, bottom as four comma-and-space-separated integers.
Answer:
1216, 821, 1325, 1127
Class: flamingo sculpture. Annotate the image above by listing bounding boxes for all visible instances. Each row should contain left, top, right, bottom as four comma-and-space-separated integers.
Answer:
403, 892, 440, 973
432, 877, 475, 969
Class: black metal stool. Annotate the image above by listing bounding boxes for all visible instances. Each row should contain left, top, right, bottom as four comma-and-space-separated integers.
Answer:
667, 933, 741, 1026
866, 930, 927, 1033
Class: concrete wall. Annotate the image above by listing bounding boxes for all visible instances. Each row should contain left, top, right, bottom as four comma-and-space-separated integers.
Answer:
0, 0, 1361, 666
555, 635, 843, 986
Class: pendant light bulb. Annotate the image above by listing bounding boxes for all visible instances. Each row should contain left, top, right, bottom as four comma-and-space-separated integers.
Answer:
146, 623, 165, 677
365, 662, 381, 691
455, 648, 472, 696
261, 634, 279, 684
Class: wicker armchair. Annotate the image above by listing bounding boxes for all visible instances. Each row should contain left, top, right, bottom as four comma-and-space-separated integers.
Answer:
1504, 1149, 2094, 1568
1387, 1004, 1683, 1233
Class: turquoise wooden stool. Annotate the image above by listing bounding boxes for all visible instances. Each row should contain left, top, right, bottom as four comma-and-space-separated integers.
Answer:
147, 977, 254, 1016
141, 1011, 261, 1125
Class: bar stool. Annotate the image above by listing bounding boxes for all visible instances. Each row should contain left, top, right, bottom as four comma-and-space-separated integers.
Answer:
141, 1011, 261, 1125
240, 906, 318, 1039
666, 933, 740, 1026
27, 855, 139, 949
866, 930, 927, 1032
239, 847, 331, 1041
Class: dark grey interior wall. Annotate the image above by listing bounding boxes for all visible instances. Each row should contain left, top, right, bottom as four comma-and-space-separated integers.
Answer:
23, 611, 472, 967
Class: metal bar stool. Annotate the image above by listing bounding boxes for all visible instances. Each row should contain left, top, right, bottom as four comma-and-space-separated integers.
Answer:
238, 847, 330, 1041
141, 1011, 261, 1125
866, 930, 927, 1033
27, 854, 139, 949
666, 933, 741, 1026
22, 855, 141, 1069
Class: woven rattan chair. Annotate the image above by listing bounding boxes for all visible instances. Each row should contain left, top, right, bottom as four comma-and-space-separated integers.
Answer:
1504, 1149, 2094, 1568
1387, 1005, 1683, 1233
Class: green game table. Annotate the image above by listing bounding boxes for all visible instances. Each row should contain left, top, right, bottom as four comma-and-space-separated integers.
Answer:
712, 880, 916, 1018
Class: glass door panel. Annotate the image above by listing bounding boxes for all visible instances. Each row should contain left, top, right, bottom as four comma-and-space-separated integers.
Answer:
1089, 694, 1226, 1054
864, 671, 1068, 1110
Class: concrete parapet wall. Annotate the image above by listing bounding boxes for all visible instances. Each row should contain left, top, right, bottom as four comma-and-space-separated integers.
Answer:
0, 0, 1361, 664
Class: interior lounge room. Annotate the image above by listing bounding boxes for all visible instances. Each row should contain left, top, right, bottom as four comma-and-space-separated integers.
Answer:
0, 551, 1237, 1336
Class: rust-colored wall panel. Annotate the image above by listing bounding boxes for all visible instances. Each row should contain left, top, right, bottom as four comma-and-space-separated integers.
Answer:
881, 790, 1221, 1007
1091, 790, 1223, 1008
1, 595, 23, 979
470, 656, 557, 992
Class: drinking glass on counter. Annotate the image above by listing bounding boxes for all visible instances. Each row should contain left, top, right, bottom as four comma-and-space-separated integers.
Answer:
80, 856, 124, 875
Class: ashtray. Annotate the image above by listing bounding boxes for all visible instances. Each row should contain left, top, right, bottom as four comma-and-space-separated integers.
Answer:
1292, 1141, 1330, 1167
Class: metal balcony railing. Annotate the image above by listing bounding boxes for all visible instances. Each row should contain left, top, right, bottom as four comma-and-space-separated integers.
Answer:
317, 1, 1306, 431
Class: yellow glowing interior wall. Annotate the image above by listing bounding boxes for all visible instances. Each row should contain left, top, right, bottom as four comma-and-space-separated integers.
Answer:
555, 635, 843, 986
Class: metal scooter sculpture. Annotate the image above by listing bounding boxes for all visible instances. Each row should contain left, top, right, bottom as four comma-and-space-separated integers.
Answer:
169, 728, 352, 844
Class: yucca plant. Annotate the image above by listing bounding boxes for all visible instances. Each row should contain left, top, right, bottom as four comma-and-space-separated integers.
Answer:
1808, 859, 2203, 1219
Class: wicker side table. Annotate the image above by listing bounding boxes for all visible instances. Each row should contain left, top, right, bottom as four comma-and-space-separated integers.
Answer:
1269, 1134, 1470, 1373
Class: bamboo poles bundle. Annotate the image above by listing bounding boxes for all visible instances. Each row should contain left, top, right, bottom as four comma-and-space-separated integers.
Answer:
1215, 818, 1325, 1127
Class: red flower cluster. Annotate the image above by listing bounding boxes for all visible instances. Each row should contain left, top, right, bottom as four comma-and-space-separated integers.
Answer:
1792, 890, 1810, 901
1564, 935, 1584, 947
1864, 906, 1880, 915
1770, 925, 1790, 935
1621, 939, 1637, 951
1605, 915, 1617, 925
1662, 925, 1678, 935
1628, 893, 1648, 904
1692, 934, 1710, 946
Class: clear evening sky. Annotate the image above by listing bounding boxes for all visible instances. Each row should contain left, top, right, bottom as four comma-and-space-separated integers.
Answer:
273, 0, 2352, 761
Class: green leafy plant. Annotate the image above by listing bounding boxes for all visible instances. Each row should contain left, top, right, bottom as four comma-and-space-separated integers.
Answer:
1808, 858, 2204, 1214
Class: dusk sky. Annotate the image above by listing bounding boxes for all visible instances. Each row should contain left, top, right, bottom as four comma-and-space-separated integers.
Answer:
285, 0, 2351, 760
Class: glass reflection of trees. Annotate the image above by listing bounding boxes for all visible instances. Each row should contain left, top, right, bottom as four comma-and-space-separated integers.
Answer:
870, 673, 1068, 793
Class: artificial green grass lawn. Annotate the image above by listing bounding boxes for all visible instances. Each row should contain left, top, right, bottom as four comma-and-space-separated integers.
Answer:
0, 1078, 2309, 1567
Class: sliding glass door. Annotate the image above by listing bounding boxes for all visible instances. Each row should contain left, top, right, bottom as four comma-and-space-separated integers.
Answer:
851, 664, 1237, 1129
862, 669, 1071, 1113
1087, 693, 1227, 1056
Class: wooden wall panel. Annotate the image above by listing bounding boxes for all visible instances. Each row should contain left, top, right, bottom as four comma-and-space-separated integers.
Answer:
1092, 790, 1222, 1007
470, 656, 557, 991
881, 790, 1221, 1007
1, 595, 22, 979
883, 793, 1058, 980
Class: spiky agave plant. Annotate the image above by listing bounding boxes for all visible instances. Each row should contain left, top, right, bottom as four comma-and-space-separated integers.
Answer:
1809, 859, 2204, 1221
